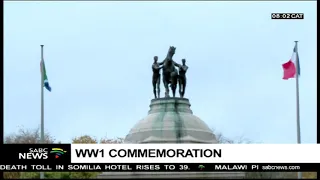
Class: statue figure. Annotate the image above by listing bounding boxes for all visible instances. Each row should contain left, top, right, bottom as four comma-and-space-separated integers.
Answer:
161, 46, 179, 97
177, 59, 188, 98
152, 56, 163, 99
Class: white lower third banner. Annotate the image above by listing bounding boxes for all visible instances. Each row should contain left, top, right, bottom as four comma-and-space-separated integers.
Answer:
71, 144, 320, 163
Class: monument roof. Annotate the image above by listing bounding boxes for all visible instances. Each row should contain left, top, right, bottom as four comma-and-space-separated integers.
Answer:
124, 98, 218, 144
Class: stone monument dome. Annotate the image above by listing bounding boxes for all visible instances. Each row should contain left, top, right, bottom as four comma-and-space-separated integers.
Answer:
125, 98, 217, 144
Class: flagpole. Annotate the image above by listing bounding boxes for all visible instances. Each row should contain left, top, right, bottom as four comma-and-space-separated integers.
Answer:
294, 41, 302, 179
40, 45, 45, 179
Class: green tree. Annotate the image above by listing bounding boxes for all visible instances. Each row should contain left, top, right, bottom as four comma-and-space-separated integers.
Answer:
72, 135, 124, 144
72, 135, 97, 144
100, 137, 124, 144
302, 172, 317, 179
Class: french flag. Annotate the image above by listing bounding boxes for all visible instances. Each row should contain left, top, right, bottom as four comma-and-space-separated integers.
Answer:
282, 44, 301, 80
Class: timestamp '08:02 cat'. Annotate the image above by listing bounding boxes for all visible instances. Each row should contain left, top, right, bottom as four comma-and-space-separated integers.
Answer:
271, 13, 304, 20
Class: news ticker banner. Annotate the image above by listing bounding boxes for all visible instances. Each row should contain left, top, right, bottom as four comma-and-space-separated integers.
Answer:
1, 163, 318, 172
0, 144, 319, 172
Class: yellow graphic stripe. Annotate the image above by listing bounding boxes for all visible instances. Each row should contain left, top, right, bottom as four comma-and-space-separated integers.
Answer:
52, 148, 67, 152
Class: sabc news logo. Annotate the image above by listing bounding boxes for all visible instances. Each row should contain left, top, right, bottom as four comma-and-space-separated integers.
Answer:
18, 148, 67, 160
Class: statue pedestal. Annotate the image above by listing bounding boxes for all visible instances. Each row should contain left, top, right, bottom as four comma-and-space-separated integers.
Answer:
125, 98, 218, 144
97, 98, 245, 179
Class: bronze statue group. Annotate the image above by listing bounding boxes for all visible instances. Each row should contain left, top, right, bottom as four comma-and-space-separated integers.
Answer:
152, 46, 188, 99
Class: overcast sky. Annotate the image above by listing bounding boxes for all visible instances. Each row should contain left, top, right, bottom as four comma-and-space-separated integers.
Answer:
4, 1, 316, 143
